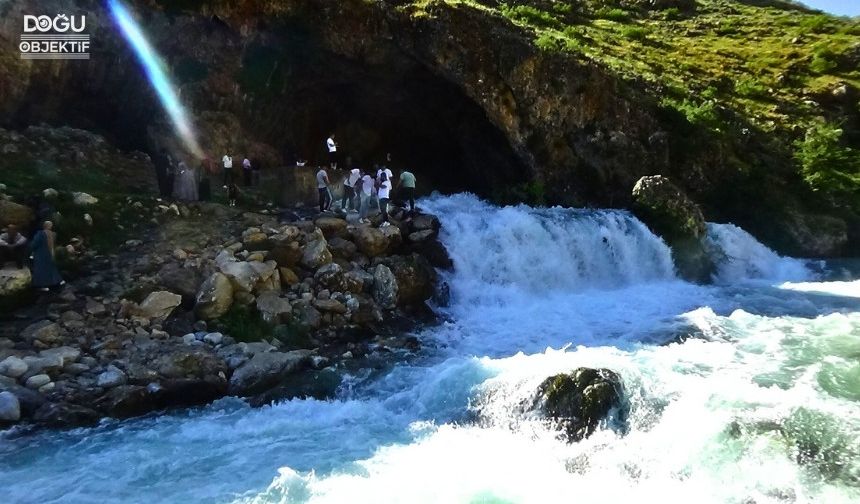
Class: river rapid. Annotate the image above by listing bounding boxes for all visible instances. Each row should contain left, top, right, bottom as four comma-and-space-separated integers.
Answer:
2, 193, 859, 504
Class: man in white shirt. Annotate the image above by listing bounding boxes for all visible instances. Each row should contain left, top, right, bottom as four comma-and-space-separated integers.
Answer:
358, 172, 374, 223
222, 152, 233, 188
326, 134, 337, 170
342, 167, 361, 212
376, 169, 393, 227
316, 167, 331, 212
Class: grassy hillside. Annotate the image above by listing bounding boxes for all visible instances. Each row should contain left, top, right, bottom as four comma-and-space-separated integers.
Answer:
405, 0, 860, 209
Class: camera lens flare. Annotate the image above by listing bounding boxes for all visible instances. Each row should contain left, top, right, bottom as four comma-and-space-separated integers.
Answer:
107, 0, 203, 158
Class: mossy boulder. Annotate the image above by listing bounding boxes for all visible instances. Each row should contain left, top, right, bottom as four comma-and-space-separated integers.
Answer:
632, 175, 715, 282
533, 367, 626, 442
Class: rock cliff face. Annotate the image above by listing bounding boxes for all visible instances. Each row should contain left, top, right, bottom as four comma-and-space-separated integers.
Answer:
0, 0, 856, 256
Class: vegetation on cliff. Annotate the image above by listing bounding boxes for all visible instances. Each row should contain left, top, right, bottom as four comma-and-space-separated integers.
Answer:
406, 0, 860, 209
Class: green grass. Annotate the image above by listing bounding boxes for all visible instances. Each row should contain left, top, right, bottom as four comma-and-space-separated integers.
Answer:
406, 0, 860, 206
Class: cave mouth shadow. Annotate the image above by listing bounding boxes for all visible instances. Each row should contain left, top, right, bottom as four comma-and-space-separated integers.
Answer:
238, 29, 529, 198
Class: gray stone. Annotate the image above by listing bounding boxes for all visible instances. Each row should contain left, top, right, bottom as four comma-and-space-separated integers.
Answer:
256, 292, 292, 323
0, 356, 27, 378
195, 272, 234, 320
38, 346, 80, 366
373, 264, 398, 309
25, 374, 51, 389
97, 366, 127, 388
21, 320, 61, 345
203, 332, 224, 346
72, 192, 99, 206
0, 391, 20, 421
131, 291, 182, 320
228, 350, 313, 396
301, 238, 333, 270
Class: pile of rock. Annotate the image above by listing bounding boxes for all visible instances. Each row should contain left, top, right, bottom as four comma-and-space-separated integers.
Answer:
0, 207, 449, 428
195, 213, 445, 340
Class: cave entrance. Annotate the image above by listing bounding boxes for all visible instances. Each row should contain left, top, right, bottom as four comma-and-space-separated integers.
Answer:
238, 28, 528, 198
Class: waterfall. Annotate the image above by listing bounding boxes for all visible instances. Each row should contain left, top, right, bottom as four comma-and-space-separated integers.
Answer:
705, 223, 815, 284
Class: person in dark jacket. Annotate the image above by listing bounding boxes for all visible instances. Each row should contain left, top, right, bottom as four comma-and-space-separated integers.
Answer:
30, 221, 64, 291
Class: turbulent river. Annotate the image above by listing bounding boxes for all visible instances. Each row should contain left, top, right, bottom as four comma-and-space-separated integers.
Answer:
2, 193, 859, 503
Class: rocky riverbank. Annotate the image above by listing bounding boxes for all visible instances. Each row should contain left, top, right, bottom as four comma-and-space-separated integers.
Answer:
0, 191, 450, 429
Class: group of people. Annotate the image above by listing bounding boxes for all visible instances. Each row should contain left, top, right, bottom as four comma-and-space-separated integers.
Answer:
155, 148, 261, 206
0, 221, 65, 291
317, 138, 417, 226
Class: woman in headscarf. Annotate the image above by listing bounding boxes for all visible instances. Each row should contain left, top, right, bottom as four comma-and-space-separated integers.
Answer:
173, 160, 199, 201
30, 221, 64, 291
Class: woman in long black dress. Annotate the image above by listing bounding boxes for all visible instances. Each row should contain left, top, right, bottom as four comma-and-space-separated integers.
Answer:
30, 221, 64, 291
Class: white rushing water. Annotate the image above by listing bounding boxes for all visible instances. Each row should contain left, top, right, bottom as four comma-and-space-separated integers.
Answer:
2, 193, 859, 504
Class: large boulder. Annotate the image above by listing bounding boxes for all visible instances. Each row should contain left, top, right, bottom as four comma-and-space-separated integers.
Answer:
0, 267, 31, 298
255, 291, 292, 323
0, 356, 28, 378
533, 368, 626, 442
372, 264, 398, 309
352, 226, 401, 257
379, 255, 435, 306
130, 291, 182, 321
0, 199, 34, 229
220, 261, 261, 293
195, 272, 234, 320
314, 263, 345, 291
157, 263, 204, 302
314, 217, 348, 238
301, 238, 333, 269
228, 350, 313, 396
632, 175, 713, 282
268, 240, 303, 268
328, 237, 357, 259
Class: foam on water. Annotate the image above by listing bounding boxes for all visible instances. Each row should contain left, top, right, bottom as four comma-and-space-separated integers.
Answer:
2, 194, 858, 503
706, 223, 816, 284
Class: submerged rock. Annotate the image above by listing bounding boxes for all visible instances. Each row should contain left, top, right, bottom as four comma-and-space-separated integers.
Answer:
533, 368, 626, 442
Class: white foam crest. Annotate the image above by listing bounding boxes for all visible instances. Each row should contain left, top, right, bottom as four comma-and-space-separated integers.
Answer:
246, 309, 860, 503
420, 193, 675, 295
706, 223, 816, 284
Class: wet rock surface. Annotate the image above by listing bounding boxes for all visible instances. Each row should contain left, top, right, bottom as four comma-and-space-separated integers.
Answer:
0, 194, 448, 429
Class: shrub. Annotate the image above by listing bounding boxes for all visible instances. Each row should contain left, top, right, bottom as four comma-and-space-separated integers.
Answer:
809, 46, 838, 74
734, 77, 770, 99
500, 4, 561, 29
535, 32, 565, 52
595, 8, 630, 22
670, 98, 723, 130
794, 122, 860, 202
663, 7, 682, 20
621, 26, 650, 41
799, 14, 834, 34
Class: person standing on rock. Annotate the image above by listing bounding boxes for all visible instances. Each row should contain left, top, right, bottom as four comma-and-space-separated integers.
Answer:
242, 156, 252, 187
222, 151, 233, 188
397, 169, 417, 215
0, 224, 28, 269
317, 166, 332, 213
30, 221, 64, 291
342, 165, 361, 212
326, 134, 338, 170
376, 169, 392, 227
359, 170, 374, 224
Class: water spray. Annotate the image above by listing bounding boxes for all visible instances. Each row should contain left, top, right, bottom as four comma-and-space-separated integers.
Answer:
107, 0, 204, 159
